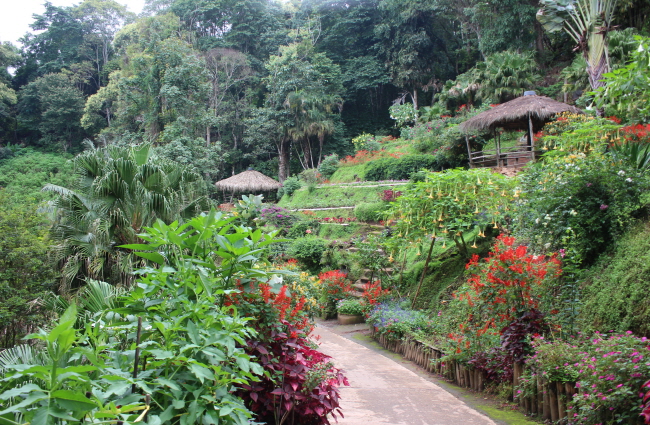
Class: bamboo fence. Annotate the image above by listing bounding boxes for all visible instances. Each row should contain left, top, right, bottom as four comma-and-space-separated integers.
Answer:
369, 326, 579, 423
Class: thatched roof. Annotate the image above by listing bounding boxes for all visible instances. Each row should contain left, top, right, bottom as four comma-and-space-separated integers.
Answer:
459, 95, 583, 133
214, 169, 282, 192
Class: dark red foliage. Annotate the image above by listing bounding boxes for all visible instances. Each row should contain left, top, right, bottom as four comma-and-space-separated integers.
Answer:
469, 310, 548, 384
381, 190, 402, 202
500, 309, 549, 363
238, 320, 348, 425
468, 347, 513, 384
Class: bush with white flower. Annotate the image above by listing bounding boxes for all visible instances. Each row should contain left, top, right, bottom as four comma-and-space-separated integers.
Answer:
515, 153, 650, 266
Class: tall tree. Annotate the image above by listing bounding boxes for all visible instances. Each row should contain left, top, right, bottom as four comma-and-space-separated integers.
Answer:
74, 0, 134, 90
17, 73, 86, 151
264, 39, 344, 180
374, 0, 454, 109
0, 42, 19, 142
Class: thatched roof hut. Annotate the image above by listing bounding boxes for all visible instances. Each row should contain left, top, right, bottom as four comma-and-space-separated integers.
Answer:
458, 94, 583, 169
214, 169, 282, 193
459, 94, 583, 133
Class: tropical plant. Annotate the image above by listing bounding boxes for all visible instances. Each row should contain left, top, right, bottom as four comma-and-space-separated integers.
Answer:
234, 194, 264, 227
386, 168, 517, 306
44, 143, 209, 291
0, 304, 146, 424
537, 0, 618, 92
116, 209, 280, 424
438, 51, 539, 105
594, 36, 650, 123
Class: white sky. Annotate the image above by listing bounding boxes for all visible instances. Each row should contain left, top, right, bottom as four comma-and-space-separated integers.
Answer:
0, 0, 146, 47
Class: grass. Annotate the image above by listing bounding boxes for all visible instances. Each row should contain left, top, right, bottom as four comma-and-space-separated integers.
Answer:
297, 208, 355, 219
318, 223, 364, 240
278, 184, 395, 209
330, 164, 366, 183
330, 137, 419, 183
474, 405, 539, 425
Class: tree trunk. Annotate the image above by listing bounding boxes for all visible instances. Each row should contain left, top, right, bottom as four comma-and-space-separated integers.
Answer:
277, 138, 291, 183
411, 236, 436, 309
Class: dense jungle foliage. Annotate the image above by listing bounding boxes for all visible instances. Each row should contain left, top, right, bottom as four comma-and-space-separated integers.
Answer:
2, 0, 650, 423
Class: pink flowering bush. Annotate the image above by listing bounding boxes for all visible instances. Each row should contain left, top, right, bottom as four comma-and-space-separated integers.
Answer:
523, 332, 650, 424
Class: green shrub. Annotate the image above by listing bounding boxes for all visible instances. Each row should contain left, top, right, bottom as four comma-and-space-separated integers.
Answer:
318, 153, 339, 178
288, 237, 328, 271
363, 158, 394, 181
337, 299, 364, 315
282, 176, 302, 196
354, 202, 389, 222
580, 221, 650, 336
351, 133, 381, 152
364, 154, 438, 181
516, 153, 650, 266
286, 220, 320, 239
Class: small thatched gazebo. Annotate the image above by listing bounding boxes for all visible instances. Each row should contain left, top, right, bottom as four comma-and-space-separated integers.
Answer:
214, 168, 282, 201
459, 93, 583, 168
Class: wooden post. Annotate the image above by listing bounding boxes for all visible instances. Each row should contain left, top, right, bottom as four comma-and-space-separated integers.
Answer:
549, 381, 559, 422
556, 381, 566, 420
465, 135, 473, 168
528, 114, 535, 162
495, 130, 501, 167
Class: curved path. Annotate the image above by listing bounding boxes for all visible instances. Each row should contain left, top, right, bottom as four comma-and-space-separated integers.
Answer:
313, 324, 496, 425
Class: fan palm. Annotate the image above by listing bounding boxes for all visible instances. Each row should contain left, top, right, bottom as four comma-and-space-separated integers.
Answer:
44, 143, 210, 292
438, 51, 538, 106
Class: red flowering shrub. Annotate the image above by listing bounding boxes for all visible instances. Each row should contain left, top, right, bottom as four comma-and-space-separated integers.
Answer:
621, 123, 650, 142
225, 280, 311, 332
449, 235, 562, 356
361, 281, 390, 314
238, 319, 348, 425
318, 270, 353, 318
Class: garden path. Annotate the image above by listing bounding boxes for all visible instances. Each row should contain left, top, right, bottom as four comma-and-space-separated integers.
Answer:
313, 324, 496, 425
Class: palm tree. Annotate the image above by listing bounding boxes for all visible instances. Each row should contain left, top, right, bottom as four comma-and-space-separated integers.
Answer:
44, 143, 209, 292
438, 51, 538, 106
284, 90, 341, 170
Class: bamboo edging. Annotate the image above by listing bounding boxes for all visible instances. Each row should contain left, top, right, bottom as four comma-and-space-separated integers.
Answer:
369, 327, 578, 422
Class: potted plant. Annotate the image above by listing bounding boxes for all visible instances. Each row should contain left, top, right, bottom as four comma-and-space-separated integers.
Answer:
337, 299, 365, 325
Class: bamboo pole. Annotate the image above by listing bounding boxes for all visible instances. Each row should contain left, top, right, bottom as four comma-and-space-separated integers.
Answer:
556, 382, 566, 420
549, 381, 559, 422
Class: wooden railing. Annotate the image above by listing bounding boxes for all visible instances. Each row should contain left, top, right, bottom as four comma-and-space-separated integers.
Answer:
469, 146, 537, 168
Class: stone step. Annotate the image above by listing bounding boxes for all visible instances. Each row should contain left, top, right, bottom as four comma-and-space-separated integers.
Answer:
348, 290, 364, 298
353, 282, 368, 291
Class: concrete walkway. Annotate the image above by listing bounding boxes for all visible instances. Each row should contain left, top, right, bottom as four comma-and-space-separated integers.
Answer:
313, 324, 496, 425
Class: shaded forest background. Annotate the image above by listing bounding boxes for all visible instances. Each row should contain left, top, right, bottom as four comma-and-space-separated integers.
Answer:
1, 0, 647, 185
